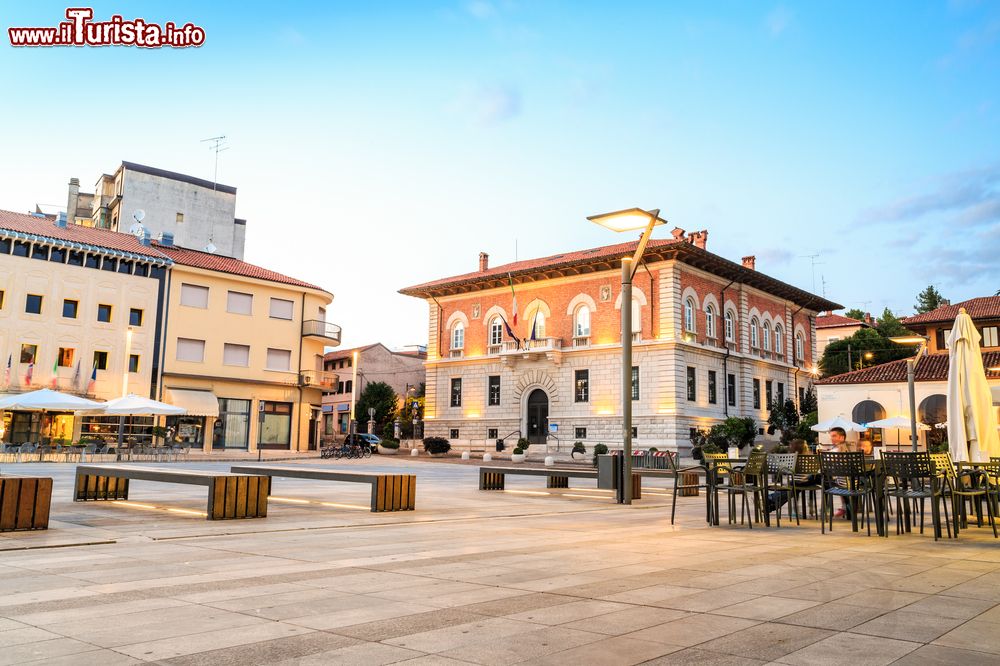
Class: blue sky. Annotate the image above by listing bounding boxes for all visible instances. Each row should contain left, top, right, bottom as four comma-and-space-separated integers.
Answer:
1, 1, 998, 348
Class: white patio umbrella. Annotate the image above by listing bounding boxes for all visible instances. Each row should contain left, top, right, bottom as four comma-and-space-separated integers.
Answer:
811, 415, 866, 433
97, 394, 186, 416
866, 415, 931, 449
946, 308, 1000, 462
0, 388, 104, 411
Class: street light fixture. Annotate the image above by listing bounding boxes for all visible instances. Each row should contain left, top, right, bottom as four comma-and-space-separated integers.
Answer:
889, 334, 929, 451
588, 207, 666, 504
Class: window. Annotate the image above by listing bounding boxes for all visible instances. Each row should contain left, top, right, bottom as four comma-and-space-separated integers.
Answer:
345, 380, 353, 393
93, 350, 108, 371
450, 428, 460, 439
12, 240, 29, 257
50, 248, 65, 263
489, 317, 503, 347
631, 366, 640, 401
451, 321, 465, 350
727, 373, 737, 407
176, 338, 206, 363
753, 379, 761, 409
223, 343, 251, 367
530, 311, 547, 338
62, 299, 78, 318
983, 326, 999, 347
798, 386, 806, 406
777, 382, 785, 405
176, 212, 184, 224
765, 380, 773, 408
450, 378, 462, 407
684, 297, 696, 332
774, 325, 783, 356
574, 306, 591, 338
85, 253, 99, 269
795, 333, 805, 361
337, 381, 344, 394
20, 344, 37, 364
687, 366, 696, 401
488, 375, 501, 406
31, 244, 48, 260
708, 370, 717, 404
725, 310, 735, 342
97, 304, 112, 323
266, 348, 292, 371
575, 369, 589, 402
128, 354, 140, 373
129, 308, 143, 326
0, 290, 4, 309
750, 318, 759, 348
118, 259, 132, 274
217, 398, 252, 450
25, 294, 42, 314
575, 427, 587, 439
67, 250, 83, 266
180, 283, 209, 308
631, 426, 639, 439
134, 263, 148, 277
705, 305, 716, 339
57, 347, 74, 367
269, 298, 294, 320
762, 322, 771, 351
227, 291, 253, 315
101, 257, 116, 272
487, 428, 498, 439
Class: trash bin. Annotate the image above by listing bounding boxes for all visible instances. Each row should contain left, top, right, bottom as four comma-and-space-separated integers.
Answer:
495, 439, 505, 452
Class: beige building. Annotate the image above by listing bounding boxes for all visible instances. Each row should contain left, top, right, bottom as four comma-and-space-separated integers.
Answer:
815, 311, 871, 356
0, 210, 170, 444
154, 240, 339, 452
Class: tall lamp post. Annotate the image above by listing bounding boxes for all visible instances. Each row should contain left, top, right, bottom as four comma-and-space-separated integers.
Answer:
587, 207, 666, 504
349, 350, 359, 437
888, 334, 929, 451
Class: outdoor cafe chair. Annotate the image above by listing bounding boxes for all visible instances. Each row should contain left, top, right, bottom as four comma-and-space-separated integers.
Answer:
820, 451, 878, 536
703, 452, 735, 526
766, 453, 797, 527
667, 450, 712, 525
954, 462, 1000, 539
790, 454, 823, 522
724, 450, 768, 528
881, 452, 951, 540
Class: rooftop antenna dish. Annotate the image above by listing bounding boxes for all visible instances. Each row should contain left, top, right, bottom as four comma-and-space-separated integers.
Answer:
204, 236, 217, 254
128, 209, 146, 237
133, 209, 145, 223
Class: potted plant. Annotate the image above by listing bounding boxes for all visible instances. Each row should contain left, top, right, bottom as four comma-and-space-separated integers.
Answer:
378, 439, 400, 455
511, 438, 529, 463
151, 425, 168, 448
571, 441, 587, 461
423, 437, 451, 457
592, 443, 609, 466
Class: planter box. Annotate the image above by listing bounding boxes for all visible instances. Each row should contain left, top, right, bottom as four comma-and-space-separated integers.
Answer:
510, 453, 526, 463
378, 445, 399, 455
428, 451, 448, 458
571, 451, 586, 461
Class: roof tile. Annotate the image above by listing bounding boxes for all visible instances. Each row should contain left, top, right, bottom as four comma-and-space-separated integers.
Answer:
902, 296, 1000, 326
816, 350, 1000, 385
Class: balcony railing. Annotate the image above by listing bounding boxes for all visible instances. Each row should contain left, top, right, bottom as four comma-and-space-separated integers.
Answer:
299, 369, 339, 389
487, 344, 503, 355
302, 320, 342, 344
572, 336, 590, 348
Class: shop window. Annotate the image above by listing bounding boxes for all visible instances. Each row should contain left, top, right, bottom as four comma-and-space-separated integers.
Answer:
259, 401, 292, 449
214, 398, 251, 450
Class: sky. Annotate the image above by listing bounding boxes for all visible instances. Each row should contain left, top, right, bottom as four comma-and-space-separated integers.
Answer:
1, 1, 998, 349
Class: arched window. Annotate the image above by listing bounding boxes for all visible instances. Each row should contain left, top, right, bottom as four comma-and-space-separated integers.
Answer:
795, 333, 805, 362
724, 310, 735, 342
574, 306, 591, 338
489, 317, 503, 346
762, 321, 772, 352
774, 325, 783, 357
852, 400, 886, 425
750, 317, 759, 349
451, 321, 465, 350
705, 305, 716, 339
632, 299, 641, 333
684, 298, 696, 332
918, 394, 947, 426
529, 311, 546, 339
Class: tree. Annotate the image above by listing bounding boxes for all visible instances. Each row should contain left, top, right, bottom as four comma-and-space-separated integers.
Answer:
717, 417, 758, 450
799, 386, 817, 415
767, 398, 800, 445
819, 327, 913, 377
355, 382, 398, 435
875, 307, 911, 339
843, 308, 866, 321
914, 285, 947, 314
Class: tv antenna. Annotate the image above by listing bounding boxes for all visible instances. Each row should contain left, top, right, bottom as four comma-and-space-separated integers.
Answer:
200, 135, 229, 190
800, 253, 824, 292
128, 209, 146, 237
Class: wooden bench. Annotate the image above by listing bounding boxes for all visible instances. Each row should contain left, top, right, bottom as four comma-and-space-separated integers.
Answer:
0, 475, 52, 531
479, 466, 641, 500
230, 465, 416, 512
74, 465, 269, 520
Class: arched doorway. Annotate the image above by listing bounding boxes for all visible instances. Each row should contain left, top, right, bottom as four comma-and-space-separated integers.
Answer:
526, 389, 549, 444
853, 399, 886, 448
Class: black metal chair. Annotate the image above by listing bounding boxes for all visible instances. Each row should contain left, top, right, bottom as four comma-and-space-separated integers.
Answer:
765, 453, 797, 527
881, 452, 951, 540
724, 451, 768, 528
954, 462, 1000, 538
820, 451, 878, 536
667, 451, 711, 525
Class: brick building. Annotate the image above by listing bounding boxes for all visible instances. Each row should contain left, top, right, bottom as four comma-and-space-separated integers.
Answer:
400, 230, 840, 453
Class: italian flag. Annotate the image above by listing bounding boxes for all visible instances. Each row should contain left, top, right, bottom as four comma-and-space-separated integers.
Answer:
50, 358, 58, 389
508, 273, 517, 326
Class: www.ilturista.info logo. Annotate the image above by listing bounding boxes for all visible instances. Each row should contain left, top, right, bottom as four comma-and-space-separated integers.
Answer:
8, 8, 205, 48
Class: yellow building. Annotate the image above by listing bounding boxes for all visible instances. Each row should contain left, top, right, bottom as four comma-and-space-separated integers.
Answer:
154, 241, 339, 452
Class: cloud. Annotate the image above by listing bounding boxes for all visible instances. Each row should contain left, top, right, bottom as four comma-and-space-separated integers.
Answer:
465, 0, 497, 20
451, 84, 522, 125
858, 163, 1000, 229
765, 6, 793, 36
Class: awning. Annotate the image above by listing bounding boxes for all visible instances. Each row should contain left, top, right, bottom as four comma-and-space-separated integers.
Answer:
163, 388, 219, 417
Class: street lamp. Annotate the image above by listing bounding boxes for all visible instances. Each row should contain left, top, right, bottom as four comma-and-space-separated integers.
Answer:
888, 334, 929, 451
588, 207, 667, 504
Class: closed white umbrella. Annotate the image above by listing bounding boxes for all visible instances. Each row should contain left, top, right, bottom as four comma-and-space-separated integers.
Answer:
0, 388, 104, 411
811, 415, 866, 432
946, 308, 1000, 462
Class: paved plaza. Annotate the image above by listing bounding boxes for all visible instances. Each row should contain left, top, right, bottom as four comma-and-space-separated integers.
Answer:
2, 457, 1000, 664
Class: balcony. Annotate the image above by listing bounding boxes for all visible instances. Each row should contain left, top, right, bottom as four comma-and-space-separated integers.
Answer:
302, 320, 342, 345
499, 337, 563, 366
299, 369, 339, 389
572, 336, 590, 348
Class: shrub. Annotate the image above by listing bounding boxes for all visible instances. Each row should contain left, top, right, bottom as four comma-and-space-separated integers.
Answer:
513, 446, 526, 455
423, 437, 451, 454
572, 441, 586, 454
379, 439, 400, 450
592, 443, 609, 466
648, 447, 658, 453
516, 437, 530, 449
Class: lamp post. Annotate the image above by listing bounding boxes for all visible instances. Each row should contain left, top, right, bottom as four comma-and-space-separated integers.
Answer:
349, 350, 359, 438
888, 335, 929, 451
115, 326, 134, 461
587, 207, 666, 504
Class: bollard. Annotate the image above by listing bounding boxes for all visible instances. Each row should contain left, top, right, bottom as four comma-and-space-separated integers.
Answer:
544, 456, 555, 467
483, 453, 492, 462
461, 451, 470, 460
411, 448, 419, 456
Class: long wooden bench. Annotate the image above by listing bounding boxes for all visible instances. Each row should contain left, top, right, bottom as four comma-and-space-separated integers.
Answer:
479, 466, 642, 500
230, 465, 416, 512
74, 465, 269, 520
0, 475, 52, 531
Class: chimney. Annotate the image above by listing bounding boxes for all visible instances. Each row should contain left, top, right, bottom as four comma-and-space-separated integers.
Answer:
742, 255, 756, 270
65, 177, 80, 226
863, 312, 872, 325
479, 252, 489, 272
671, 227, 686, 240
690, 230, 709, 250
140, 228, 151, 246
158, 231, 174, 247
55, 212, 67, 229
